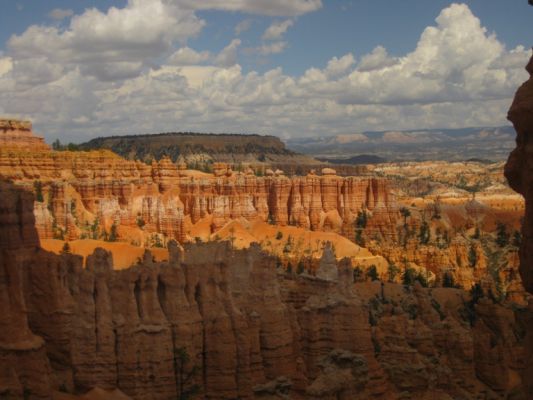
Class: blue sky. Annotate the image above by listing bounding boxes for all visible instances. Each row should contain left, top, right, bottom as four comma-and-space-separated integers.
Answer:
0, 0, 531, 141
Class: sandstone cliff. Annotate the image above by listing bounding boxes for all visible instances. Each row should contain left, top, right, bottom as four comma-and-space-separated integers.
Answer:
0, 148, 397, 246
0, 180, 528, 399
0, 119, 50, 152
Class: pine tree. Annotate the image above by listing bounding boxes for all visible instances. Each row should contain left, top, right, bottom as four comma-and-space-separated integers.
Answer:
33, 181, 44, 203
495, 223, 510, 247
419, 221, 430, 244
468, 244, 477, 268
61, 242, 71, 254
297, 261, 305, 274
366, 265, 379, 281
108, 223, 118, 242
443, 272, 455, 288
353, 266, 363, 282
402, 267, 417, 285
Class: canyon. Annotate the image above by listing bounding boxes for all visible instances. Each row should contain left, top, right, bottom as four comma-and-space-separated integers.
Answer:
0, 177, 528, 399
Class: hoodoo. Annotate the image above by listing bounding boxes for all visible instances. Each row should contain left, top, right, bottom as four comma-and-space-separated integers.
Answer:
0, 119, 50, 151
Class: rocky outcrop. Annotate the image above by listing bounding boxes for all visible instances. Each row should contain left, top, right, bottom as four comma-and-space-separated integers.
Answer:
505, 53, 533, 294
0, 181, 52, 399
0, 149, 397, 244
0, 180, 528, 399
0, 119, 50, 152
504, 51, 533, 399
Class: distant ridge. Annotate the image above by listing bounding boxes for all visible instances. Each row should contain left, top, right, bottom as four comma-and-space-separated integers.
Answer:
79, 131, 298, 163
287, 126, 515, 162
317, 154, 387, 165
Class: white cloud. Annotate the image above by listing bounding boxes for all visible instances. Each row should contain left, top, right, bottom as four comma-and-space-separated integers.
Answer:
177, 0, 322, 16
47, 8, 74, 20
235, 19, 253, 35
257, 41, 288, 55
8, 0, 205, 81
357, 46, 397, 72
0, 3, 529, 142
215, 39, 241, 67
0, 57, 13, 77
262, 19, 293, 40
333, 3, 528, 105
325, 53, 355, 78
167, 47, 210, 65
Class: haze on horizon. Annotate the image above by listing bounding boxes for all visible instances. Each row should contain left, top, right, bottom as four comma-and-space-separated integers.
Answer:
0, 0, 530, 142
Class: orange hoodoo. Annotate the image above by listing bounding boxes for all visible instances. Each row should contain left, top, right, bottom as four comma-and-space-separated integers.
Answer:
0, 118, 50, 151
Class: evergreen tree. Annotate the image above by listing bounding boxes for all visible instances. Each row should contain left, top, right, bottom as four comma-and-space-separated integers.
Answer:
108, 223, 118, 242
353, 266, 363, 282
470, 283, 484, 303
61, 242, 71, 254
495, 222, 510, 247
402, 267, 417, 285
419, 221, 430, 244
443, 272, 455, 288
468, 244, 477, 268
175, 347, 200, 400
387, 263, 399, 282
355, 210, 368, 229
415, 272, 428, 287
399, 207, 411, 226
512, 230, 522, 247
297, 261, 305, 274
366, 265, 379, 281
33, 181, 44, 202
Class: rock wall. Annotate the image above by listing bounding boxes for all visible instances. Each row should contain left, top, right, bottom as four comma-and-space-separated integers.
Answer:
504, 51, 533, 398
0, 180, 527, 399
0, 149, 397, 243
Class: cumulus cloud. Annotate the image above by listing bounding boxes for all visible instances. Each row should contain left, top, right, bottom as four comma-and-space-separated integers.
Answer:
235, 19, 253, 35
177, 0, 322, 16
332, 3, 529, 105
0, 57, 13, 77
257, 41, 288, 55
262, 19, 294, 40
357, 46, 397, 72
167, 47, 210, 65
47, 8, 74, 20
215, 39, 242, 67
0, 3, 529, 142
325, 54, 355, 78
8, 0, 205, 81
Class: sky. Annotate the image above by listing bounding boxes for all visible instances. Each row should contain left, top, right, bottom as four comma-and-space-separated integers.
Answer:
0, 0, 531, 142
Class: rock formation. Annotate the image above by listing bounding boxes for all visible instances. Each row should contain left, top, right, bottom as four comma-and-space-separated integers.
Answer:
0, 147, 397, 245
504, 51, 533, 398
0, 119, 50, 151
0, 180, 528, 399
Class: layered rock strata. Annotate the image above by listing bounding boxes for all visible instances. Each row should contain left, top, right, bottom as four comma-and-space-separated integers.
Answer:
0, 119, 50, 151
0, 147, 397, 244
0, 180, 528, 399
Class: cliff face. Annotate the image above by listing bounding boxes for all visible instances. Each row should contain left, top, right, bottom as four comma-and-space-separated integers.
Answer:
0, 181, 53, 399
0, 119, 50, 152
0, 180, 527, 399
504, 51, 533, 398
0, 149, 397, 244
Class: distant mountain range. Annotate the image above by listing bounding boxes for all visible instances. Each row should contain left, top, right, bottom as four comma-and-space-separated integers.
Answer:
286, 126, 516, 162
